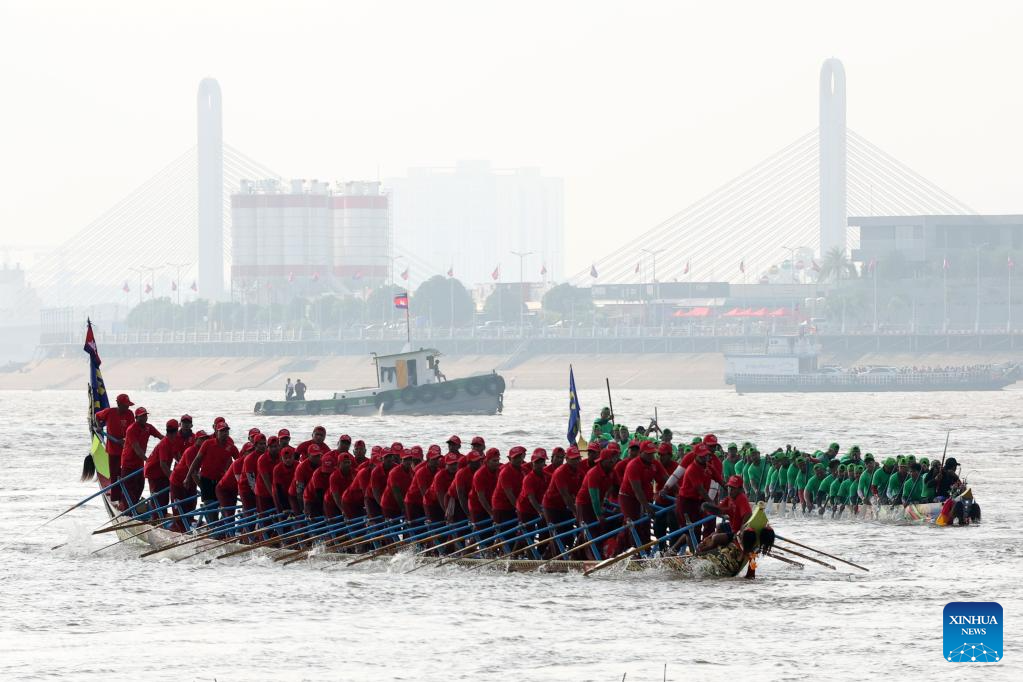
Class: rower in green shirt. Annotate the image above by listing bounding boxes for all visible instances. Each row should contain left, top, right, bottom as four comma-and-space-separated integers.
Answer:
871, 457, 896, 504
901, 463, 928, 503
886, 458, 911, 504
744, 450, 765, 502
804, 464, 828, 512
857, 458, 877, 505
816, 460, 841, 515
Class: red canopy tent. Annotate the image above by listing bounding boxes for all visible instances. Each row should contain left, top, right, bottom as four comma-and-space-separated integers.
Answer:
721, 307, 743, 317
672, 307, 712, 318
768, 307, 789, 317
750, 308, 769, 317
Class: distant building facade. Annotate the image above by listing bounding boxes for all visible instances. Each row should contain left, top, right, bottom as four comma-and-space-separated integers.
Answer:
231, 179, 390, 301
385, 161, 564, 286
850, 214, 1023, 265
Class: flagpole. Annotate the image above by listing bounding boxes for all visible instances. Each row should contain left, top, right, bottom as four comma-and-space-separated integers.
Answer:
406, 292, 412, 346
943, 258, 948, 333
872, 262, 878, 333
1009, 258, 1014, 334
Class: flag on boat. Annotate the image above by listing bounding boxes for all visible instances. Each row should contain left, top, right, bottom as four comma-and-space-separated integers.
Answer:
84, 320, 111, 479
566, 365, 582, 444
590, 264, 598, 278
394, 292, 409, 309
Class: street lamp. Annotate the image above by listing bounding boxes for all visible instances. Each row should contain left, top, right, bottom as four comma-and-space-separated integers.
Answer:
511, 250, 534, 335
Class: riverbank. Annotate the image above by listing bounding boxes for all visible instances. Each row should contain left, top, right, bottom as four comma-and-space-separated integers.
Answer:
1, 350, 1020, 391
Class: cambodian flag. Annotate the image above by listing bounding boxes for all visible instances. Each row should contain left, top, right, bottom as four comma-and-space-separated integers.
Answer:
83, 320, 109, 418
394, 293, 409, 309
567, 365, 582, 444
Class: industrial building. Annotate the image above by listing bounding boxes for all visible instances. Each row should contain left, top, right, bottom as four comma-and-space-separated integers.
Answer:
851, 214, 1023, 265
385, 161, 564, 286
231, 179, 390, 301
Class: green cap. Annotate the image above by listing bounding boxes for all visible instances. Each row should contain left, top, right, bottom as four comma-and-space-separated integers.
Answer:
850, 444, 861, 452
897, 456, 908, 465
907, 454, 917, 463
838, 464, 847, 472
829, 442, 840, 450
728, 442, 737, 449
864, 453, 874, 462
884, 457, 896, 467
856, 465, 865, 472
920, 457, 929, 466
814, 450, 823, 457
814, 463, 824, 471
691, 437, 702, 445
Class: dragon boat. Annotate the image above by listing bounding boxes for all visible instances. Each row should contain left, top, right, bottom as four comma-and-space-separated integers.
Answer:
762, 488, 978, 525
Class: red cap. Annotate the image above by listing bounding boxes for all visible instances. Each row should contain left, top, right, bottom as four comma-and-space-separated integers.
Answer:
628, 439, 641, 449
179, 414, 193, 423
215, 420, 230, 431
278, 429, 291, 438
339, 434, 352, 442
354, 439, 366, 448
267, 435, 279, 446
313, 425, 326, 434
166, 418, 179, 430
390, 442, 404, 453
703, 433, 718, 446
371, 451, 383, 464
253, 433, 267, 444
134, 406, 148, 417
248, 427, 261, 437
371, 445, 383, 456
657, 442, 673, 456
471, 436, 485, 447
306, 443, 324, 457
530, 448, 548, 462
428, 448, 444, 461
607, 442, 621, 453
427, 444, 442, 456
509, 445, 527, 458
446, 435, 461, 446
194, 430, 209, 439
565, 447, 582, 461
444, 453, 460, 465
599, 448, 618, 463
727, 475, 744, 488
339, 452, 356, 465
552, 446, 566, 456
401, 449, 417, 460
586, 441, 601, 453
116, 393, 134, 406
321, 452, 339, 469
693, 443, 710, 457
484, 447, 501, 462
411, 445, 424, 458
640, 441, 656, 455
467, 450, 484, 463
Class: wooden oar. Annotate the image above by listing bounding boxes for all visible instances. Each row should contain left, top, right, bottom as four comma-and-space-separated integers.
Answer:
90, 520, 164, 554
183, 514, 318, 563
463, 517, 582, 572
224, 515, 358, 561
344, 521, 447, 567
402, 521, 501, 574
772, 545, 835, 570
766, 552, 803, 569
583, 515, 714, 577
138, 507, 274, 558
427, 518, 524, 569
775, 534, 868, 571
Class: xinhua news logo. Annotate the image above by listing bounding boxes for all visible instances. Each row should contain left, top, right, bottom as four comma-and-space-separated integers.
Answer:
943, 602, 1002, 662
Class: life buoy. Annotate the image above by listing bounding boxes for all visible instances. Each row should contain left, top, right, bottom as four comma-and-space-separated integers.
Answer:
417, 384, 437, 403
375, 393, 395, 411
437, 382, 458, 401
483, 375, 505, 396
465, 377, 484, 396
400, 387, 418, 404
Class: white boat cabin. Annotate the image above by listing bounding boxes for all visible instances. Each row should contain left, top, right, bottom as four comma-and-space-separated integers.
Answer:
373, 348, 446, 390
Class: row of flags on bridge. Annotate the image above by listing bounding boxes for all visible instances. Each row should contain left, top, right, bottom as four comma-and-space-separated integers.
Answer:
122, 280, 197, 294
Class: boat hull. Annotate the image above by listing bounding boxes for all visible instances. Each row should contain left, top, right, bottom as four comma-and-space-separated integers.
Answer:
761, 500, 952, 524
254, 374, 505, 416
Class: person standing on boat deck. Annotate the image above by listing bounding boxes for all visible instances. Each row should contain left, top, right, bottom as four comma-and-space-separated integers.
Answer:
119, 407, 165, 508
294, 378, 307, 401
370, 447, 399, 515
95, 393, 137, 508
469, 448, 501, 525
545, 446, 566, 476
187, 420, 237, 523
239, 433, 265, 517
429, 453, 458, 524
673, 443, 714, 544
296, 426, 327, 461
144, 418, 182, 511
285, 377, 294, 401
698, 475, 752, 553
493, 446, 526, 527
272, 446, 297, 517
341, 451, 372, 519
517, 449, 548, 527
543, 446, 583, 538
448, 450, 482, 522
255, 436, 281, 513
290, 443, 324, 515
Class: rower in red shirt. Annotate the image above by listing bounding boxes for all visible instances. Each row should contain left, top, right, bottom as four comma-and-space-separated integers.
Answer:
544, 447, 566, 477
492, 446, 526, 526
305, 451, 336, 518
407, 446, 441, 524
143, 418, 182, 511
617, 441, 668, 549
169, 431, 209, 531
576, 447, 618, 558
290, 443, 323, 515
95, 393, 136, 507
369, 449, 398, 519
120, 407, 164, 508
295, 426, 327, 461
326, 453, 356, 518
697, 475, 753, 553
271, 446, 297, 516
239, 434, 266, 517
516, 449, 548, 525
676, 443, 714, 544
383, 451, 416, 520
429, 454, 458, 524
469, 448, 501, 524
448, 451, 481, 522
341, 454, 372, 520
581, 442, 600, 474
542, 447, 583, 533
255, 436, 281, 513
186, 419, 238, 522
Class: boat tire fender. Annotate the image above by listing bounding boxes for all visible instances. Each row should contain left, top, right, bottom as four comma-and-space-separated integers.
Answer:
483, 375, 505, 396
400, 387, 418, 404
417, 384, 437, 403
437, 382, 458, 401
465, 377, 484, 396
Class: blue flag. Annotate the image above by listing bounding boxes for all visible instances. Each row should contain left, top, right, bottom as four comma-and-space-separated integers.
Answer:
567, 365, 581, 444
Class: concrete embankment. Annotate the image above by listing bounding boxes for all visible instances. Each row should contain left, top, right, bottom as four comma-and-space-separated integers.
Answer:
1, 350, 1020, 392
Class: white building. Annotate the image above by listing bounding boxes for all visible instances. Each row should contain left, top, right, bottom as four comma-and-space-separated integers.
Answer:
385, 161, 564, 286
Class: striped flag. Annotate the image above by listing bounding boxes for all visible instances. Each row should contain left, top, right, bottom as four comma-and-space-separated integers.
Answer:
566, 365, 582, 444
394, 292, 409, 309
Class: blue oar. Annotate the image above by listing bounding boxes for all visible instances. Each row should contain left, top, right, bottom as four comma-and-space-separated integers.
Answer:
461, 516, 583, 572
433, 517, 535, 566
270, 515, 379, 558
171, 509, 288, 561
537, 512, 629, 567
345, 518, 465, 566
93, 493, 201, 535
583, 514, 716, 576
136, 503, 245, 557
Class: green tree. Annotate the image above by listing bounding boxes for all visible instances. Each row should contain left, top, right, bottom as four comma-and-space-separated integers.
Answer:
366, 284, 405, 322
125, 297, 179, 330
541, 283, 593, 321
818, 247, 858, 283
484, 285, 525, 322
412, 276, 475, 327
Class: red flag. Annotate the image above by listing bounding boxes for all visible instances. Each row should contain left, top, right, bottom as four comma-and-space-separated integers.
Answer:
540, 264, 547, 276
122, 281, 130, 293
739, 260, 745, 274
266, 282, 273, 290
447, 266, 454, 278
867, 258, 877, 274
144, 283, 153, 294
491, 265, 500, 281
683, 260, 690, 275
590, 264, 598, 278
312, 272, 320, 282
943, 257, 950, 271
171, 280, 177, 291
288, 272, 295, 283
190, 280, 198, 292
352, 270, 363, 281
400, 267, 410, 281
393, 292, 409, 309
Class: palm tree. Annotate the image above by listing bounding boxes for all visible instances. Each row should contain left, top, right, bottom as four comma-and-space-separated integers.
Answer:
818, 247, 858, 284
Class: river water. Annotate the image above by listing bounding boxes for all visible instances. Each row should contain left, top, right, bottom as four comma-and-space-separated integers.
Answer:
1, 386, 1021, 681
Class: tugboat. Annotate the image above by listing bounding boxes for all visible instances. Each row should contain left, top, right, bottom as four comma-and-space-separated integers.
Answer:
254, 348, 505, 416
726, 335, 1019, 393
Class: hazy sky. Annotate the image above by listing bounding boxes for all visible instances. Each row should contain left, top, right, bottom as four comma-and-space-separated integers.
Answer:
1, 0, 1021, 273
